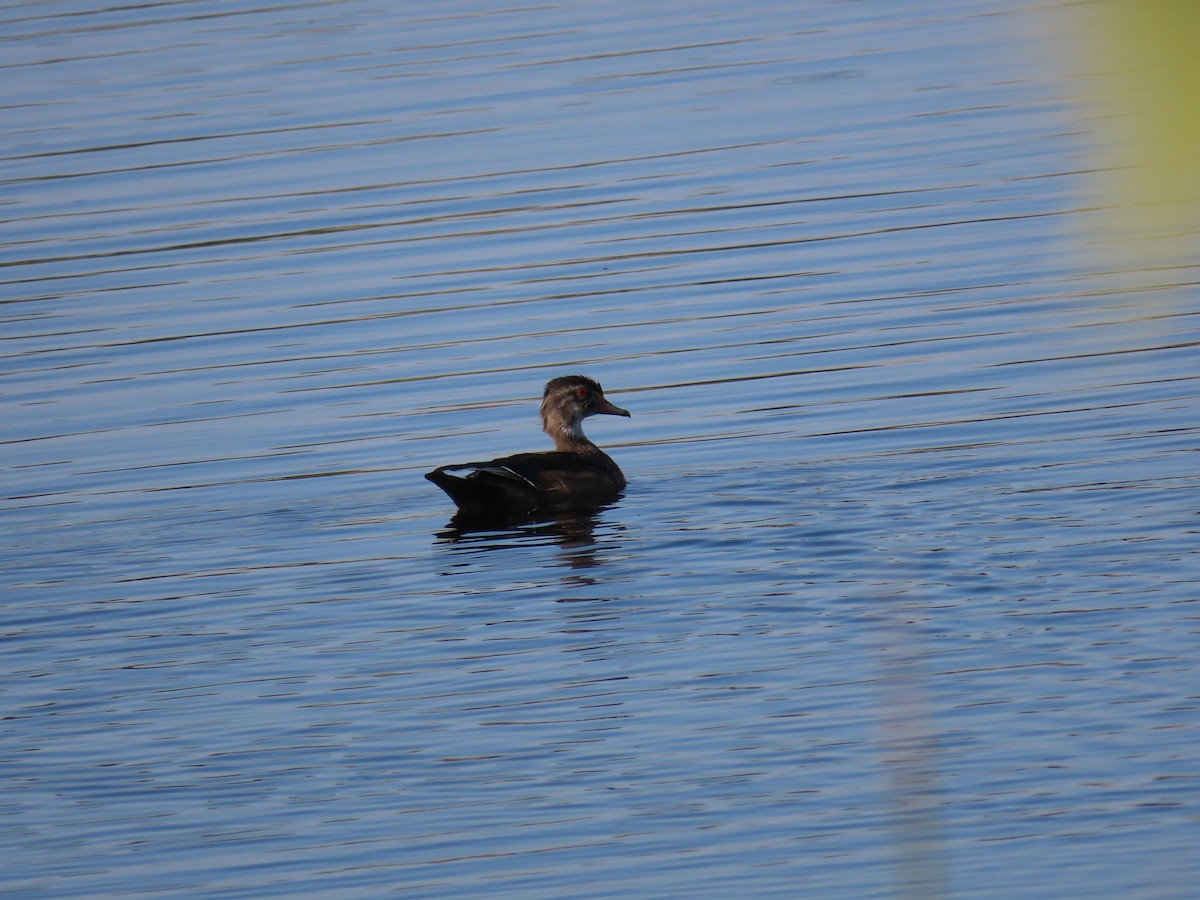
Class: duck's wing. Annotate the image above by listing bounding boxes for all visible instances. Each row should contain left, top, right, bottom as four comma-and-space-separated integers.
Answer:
489, 452, 608, 485
490, 452, 625, 504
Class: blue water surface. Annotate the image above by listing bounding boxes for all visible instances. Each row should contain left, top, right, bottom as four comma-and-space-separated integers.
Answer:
2, 1, 1198, 897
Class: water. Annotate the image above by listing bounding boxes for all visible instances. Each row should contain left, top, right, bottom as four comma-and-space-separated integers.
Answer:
3, 1, 1199, 897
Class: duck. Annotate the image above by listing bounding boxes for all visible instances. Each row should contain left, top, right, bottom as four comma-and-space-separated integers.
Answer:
426, 374, 631, 519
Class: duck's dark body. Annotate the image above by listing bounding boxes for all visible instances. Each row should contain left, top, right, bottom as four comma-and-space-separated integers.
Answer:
426, 449, 625, 518
426, 375, 630, 520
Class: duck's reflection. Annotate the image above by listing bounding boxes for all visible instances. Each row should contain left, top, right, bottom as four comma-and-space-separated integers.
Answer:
433, 502, 620, 572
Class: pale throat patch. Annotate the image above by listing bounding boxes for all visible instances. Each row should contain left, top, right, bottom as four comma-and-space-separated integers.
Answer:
541, 397, 589, 444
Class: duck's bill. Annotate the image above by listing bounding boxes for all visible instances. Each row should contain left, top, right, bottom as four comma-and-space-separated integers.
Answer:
597, 396, 631, 417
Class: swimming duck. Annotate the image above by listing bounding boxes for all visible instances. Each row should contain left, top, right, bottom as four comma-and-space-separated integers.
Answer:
426, 375, 631, 519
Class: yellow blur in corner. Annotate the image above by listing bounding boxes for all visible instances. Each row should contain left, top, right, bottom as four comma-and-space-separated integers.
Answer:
1075, 0, 1200, 263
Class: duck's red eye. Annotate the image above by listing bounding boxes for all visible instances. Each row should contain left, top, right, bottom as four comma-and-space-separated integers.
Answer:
576, 386, 589, 400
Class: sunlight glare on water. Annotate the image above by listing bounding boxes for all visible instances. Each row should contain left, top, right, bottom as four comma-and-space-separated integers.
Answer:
1, 1, 1198, 897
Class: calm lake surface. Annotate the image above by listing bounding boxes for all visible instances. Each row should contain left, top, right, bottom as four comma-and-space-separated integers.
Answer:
2, 1, 1198, 896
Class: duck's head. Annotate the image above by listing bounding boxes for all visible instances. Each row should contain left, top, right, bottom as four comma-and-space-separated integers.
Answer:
540, 374, 630, 450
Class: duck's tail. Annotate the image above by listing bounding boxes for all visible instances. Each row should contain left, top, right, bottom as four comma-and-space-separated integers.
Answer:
425, 464, 539, 517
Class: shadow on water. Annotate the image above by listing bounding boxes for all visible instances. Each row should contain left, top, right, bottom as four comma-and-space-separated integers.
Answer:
433, 501, 621, 571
